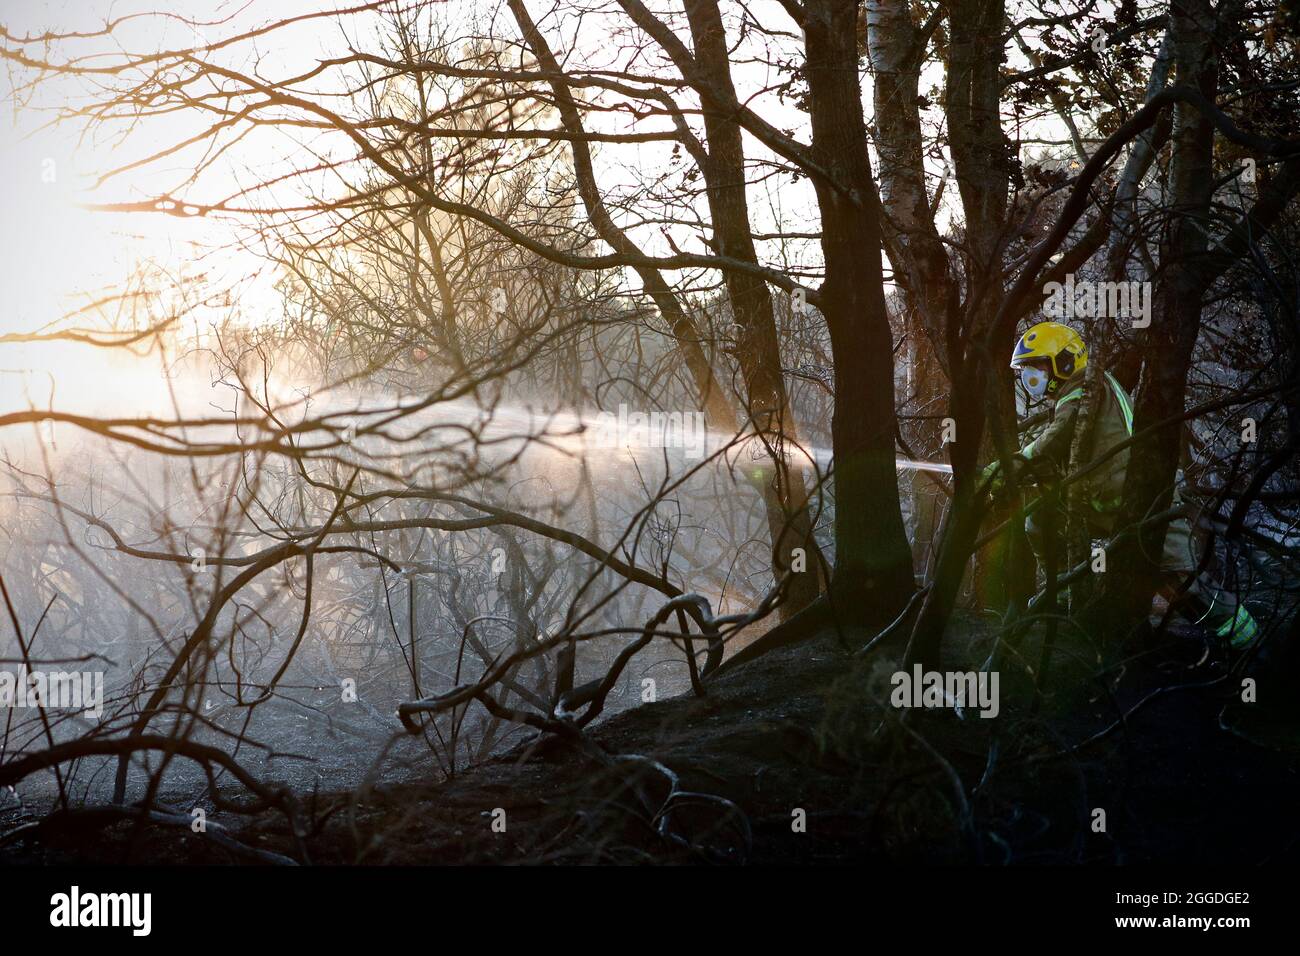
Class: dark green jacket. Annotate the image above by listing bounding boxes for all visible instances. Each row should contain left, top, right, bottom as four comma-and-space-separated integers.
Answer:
1020, 371, 1135, 511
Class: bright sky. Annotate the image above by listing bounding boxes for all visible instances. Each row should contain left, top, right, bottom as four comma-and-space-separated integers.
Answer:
0, 1, 362, 420
0, 0, 1077, 422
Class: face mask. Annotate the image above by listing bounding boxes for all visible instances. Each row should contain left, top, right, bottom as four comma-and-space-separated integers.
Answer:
1019, 365, 1051, 402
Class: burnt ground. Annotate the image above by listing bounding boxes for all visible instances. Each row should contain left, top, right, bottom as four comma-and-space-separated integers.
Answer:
3, 611, 1299, 866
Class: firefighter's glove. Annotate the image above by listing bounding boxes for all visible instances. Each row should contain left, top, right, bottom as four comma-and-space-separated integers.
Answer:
979, 457, 1028, 505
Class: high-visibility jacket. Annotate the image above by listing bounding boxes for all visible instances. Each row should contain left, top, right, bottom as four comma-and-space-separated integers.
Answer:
1019, 370, 1135, 513
1017, 371, 1259, 648
1020, 369, 1195, 569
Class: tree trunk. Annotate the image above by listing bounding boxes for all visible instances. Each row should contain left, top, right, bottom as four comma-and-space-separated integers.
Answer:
865, 0, 954, 368
1093, 0, 1221, 633
904, 0, 1011, 666
803, 0, 915, 618
511, 0, 821, 617
683, 0, 826, 615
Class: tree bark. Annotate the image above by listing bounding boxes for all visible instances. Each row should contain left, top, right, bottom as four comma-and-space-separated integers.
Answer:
865, 0, 954, 368
803, 0, 915, 617
511, 0, 823, 618
1095, 0, 1222, 633
905, 0, 1012, 666
683, 0, 826, 614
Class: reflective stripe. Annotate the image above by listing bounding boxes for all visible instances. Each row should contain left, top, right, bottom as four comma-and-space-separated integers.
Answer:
1105, 371, 1135, 436
1053, 375, 1133, 431
1055, 388, 1083, 408
1216, 605, 1260, 648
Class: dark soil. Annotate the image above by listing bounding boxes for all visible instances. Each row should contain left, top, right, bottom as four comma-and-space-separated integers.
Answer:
5, 612, 1299, 865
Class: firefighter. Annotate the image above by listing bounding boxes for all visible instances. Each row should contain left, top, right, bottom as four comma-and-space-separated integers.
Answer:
984, 321, 1259, 649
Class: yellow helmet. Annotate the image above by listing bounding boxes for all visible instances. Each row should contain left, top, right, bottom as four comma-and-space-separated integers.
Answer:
1010, 321, 1087, 399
